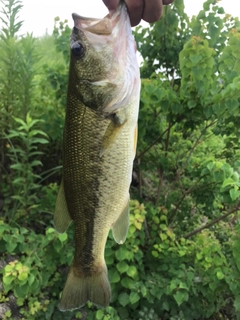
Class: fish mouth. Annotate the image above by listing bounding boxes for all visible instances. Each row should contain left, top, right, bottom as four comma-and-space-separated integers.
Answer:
72, 13, 112, 35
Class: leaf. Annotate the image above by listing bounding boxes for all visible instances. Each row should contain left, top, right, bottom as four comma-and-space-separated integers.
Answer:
173, 291, 186, 306
10, 163, 25, 171
116, 261, 129, 274
127, 266, 138, 279
13, 117, 27, 127
30, 160, 43, 167
95, 310, 104, 319
118, 292, 129, 307
187, 100, 197, 109
14, 283, 29, 298
28, 273, 35, 286
129, 292, 140, 304
230, 188, 240, 201
222, 178, 235, 188
121, 277, 134, 289
108, 269, 120, 283
216, 271, 224, 280
28, 129, 48, 138
46, 227, 56, 235
6, 241, 17, 253
58, 233, 68, 242
18, 272, 28, 281
115, 247, 132, 261
3, 274, 14, 285
31, 138, 48, 144
234, 295, 240, 312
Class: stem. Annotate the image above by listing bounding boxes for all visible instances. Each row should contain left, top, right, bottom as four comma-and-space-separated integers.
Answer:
179, 120, 217, 176
168, 175, 205, 223
182, 204, 240, 239
155, 167, 164, 206
136, 125, 173, 161
155, 122, 171, 205
137, 158, 143, 199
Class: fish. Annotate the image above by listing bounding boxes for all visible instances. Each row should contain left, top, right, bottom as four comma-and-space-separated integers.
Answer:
53, 1, 140, 311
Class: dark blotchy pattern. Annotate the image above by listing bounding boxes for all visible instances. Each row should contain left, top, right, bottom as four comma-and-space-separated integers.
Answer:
64, 86, 108, 274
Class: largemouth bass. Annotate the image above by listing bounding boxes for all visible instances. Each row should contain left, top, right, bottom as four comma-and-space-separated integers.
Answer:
54, 1, 140, 311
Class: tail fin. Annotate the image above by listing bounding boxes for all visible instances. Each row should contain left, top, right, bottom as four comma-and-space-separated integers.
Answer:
58, 261, 111, 311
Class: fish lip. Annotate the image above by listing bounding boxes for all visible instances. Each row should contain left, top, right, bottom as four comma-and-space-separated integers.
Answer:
72, 13, 101, 22
72, 12, 113, 35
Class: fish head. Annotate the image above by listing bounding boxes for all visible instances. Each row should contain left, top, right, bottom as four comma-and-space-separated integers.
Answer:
69, 3, 140, 115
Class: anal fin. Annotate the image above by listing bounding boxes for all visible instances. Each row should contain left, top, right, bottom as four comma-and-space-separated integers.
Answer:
54, 179, 72, 233
112, 197, 129, 244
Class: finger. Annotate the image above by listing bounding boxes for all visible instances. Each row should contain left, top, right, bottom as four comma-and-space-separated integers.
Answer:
102, 0, 120, 12
163, 0, 174, 4
125, 0, 144, 27
142, 0, 163, 24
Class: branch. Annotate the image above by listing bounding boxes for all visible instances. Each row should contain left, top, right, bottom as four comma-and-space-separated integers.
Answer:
179, 120, 217, 176
182, 203, 240, 239
135, 125, 172, 161
168, 175, 205, 223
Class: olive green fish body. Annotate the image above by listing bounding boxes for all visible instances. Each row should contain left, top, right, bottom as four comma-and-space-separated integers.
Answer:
54, 2, 140, 311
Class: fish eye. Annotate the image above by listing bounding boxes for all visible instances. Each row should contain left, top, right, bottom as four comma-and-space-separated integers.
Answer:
71, 41, 84, 58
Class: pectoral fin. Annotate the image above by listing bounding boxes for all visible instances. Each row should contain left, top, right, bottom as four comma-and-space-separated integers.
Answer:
112, 197, 129, 244
100, 111, 127, 157
100, 122, 122, 157
54, 179, 72, 233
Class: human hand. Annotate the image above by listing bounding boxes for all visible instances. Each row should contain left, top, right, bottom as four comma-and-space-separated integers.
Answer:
103, 0, 174, 27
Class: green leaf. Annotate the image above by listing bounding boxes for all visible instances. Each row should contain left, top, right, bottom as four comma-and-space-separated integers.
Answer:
129, 292, 140, 304
58, 233, 68, 242
216, 271, 224, 280
13, 117, 27, 127
95, 310, 104, 319
222, 178, 235, 188
28, 273, 35, 286
28, 129, 48, 138
118, 292, 129, 307
173, 291, 186, 306
46, 227, 56, 235
234, 295, 240, 312
187, 100, 197, 109
18, 272, 28, 281
162, 301, 170, 311
31, 138, 48, 144
126, 266, 138, 279
30, 160, 43, 167
108, 269, 120, 283
5, 241, 17, 253
121, 277, 134, 289
14, 283, 29, 298
10, 163, 25, 171
3, 274, 14, 285
230, 188, 240, 201
116, 261, 129, 274
141, 285, 147, 297
115, 247, 132, 261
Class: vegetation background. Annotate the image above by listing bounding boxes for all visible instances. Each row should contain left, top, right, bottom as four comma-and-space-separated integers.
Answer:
1, 0, 240, 319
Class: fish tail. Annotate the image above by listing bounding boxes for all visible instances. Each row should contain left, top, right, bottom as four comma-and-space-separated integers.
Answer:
58, 260, 111, 311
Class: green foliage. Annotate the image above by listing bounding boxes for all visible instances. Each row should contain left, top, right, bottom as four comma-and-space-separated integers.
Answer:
3, 113, 48, 221
1, 0, 240, 319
